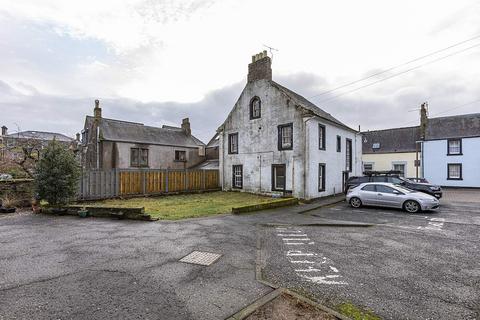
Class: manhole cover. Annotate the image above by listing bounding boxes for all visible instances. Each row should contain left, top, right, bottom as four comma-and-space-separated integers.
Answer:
179, 251, 222, 266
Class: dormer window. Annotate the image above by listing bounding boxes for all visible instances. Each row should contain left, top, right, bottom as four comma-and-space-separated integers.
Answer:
250, 96, 261, 119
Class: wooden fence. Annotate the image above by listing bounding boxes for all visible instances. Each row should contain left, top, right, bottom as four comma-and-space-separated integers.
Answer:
78, 169, 220, 200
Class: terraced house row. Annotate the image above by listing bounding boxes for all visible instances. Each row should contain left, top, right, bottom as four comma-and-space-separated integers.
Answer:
362, 103, 480, 187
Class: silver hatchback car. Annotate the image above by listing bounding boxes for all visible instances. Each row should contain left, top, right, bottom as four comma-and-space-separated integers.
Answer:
346, 182, 439, 213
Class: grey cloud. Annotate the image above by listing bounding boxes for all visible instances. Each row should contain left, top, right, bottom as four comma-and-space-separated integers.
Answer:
1, 70, 479, 143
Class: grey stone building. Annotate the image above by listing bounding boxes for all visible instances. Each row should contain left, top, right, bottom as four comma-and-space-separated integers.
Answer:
218, 51, 362, 200
80, 100, 206, 170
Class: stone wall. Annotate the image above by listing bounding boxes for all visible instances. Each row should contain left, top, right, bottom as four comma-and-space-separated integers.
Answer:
0, 179, 34, 207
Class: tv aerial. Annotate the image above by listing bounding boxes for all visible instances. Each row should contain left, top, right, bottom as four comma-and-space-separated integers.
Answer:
263, 44, 279, 61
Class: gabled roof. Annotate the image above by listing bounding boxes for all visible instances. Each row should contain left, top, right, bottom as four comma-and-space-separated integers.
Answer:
362, 126, 420, 154
206, 132, 219, 148
191, 159, 219, 170
6, 131, 73, 142
85, 116, 205, 147
425, 113, 480, 140
271, 81, 357, 132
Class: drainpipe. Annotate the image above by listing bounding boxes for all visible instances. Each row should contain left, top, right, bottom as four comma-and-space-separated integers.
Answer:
96, 126, 100, 169
259, 154, 262, 193
220, 130, 225, 190
302, 116, 315, 200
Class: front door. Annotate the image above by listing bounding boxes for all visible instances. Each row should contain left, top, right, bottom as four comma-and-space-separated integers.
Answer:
272, 164, 286, 192
342, 171, 349, 193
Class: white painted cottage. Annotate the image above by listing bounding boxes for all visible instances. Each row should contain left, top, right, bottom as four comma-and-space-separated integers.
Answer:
217, 51, 362, 200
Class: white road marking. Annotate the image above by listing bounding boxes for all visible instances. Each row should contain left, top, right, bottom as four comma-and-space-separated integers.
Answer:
299, 274, 347, 285
287, 251, 315, 256
329, 266, 339, 273
295, 266, 323, 272
419, 217, 445, 231
278, 227, 347, 286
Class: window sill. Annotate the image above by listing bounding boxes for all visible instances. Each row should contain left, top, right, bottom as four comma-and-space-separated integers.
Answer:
319, 148, 326, 151
447, 178, 463, 180
447, 153, 462, 156
174, 160, 187, 162
279, 147, 293, 151
232, 186, 243, 189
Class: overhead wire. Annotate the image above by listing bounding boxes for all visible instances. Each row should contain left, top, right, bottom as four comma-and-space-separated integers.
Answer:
306, 34, 480, 102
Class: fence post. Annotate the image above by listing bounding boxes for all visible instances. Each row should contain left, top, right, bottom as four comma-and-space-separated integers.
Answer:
115, 169, 120, 197
184, 169, 188, 191
165, 168, 169, 193
142, 170, 146, 195
202, 169, 206, 190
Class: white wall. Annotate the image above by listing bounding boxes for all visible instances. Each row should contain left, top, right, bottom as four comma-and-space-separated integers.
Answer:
423, 137, 480, 187
219, 79, 362, 199
219, 79, 305, 198
305, 119, 362, 198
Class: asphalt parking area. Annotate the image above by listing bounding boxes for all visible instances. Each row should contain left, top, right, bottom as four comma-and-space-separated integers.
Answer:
1, 196, 479, 320
258, 200, 480, 319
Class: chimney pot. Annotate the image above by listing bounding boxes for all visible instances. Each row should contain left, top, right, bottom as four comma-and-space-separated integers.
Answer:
181, 118, 191, 136
247, 51, 272, 82
1, 126, 7, 136
94, 99, 102, 120
420, 102, 428, 140
76, 133, 80, 141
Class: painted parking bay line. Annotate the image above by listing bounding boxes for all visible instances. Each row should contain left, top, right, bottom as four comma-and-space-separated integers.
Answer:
275, 226, 347, 286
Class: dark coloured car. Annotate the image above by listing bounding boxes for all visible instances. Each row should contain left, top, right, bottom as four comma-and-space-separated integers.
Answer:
346, 171, 442, 199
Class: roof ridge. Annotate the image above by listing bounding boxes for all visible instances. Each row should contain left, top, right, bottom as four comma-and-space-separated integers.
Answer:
87, 115, 144, 126
362, 125, 420, 133
270, 80, 357, 132
429, 112, 480, 120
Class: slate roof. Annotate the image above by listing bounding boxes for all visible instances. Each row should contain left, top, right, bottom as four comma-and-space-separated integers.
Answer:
425, 113, 480, 140
86, 116, 205, 147
6, 131, 73, 142
362, 126, 420, 154
271, 81, 357, 132
206, 133, 219, 148
191, 159, 219, 170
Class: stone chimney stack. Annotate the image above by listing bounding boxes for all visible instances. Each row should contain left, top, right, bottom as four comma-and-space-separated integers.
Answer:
420, 102, 428, 140
94, 99, 102, 120
1, 126, 7, 136
248, 50, 272, 83
181, 118, 191, 136
76, 133, 80, 142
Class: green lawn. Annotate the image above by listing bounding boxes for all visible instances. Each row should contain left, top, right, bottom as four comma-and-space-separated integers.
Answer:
82, 191, 284, 220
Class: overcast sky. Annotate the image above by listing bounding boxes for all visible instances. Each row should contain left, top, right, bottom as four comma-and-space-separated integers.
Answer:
1, 0, 479, 142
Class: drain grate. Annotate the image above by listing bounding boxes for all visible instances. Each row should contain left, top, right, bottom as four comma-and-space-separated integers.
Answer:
179, 251, 222, 266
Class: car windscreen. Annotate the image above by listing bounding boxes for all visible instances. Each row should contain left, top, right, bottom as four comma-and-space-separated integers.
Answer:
395, 186, 415, 193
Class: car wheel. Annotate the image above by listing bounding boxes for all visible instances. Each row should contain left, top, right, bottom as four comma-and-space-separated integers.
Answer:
403, 200, 420, 213
350, 197, 362, 208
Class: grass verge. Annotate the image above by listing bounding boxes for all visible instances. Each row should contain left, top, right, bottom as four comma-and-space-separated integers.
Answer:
337, 302, 381, 320
79, 191, 288, 220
